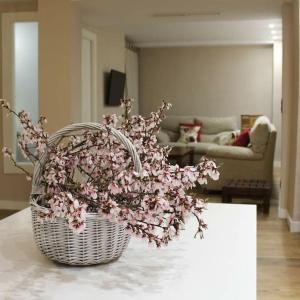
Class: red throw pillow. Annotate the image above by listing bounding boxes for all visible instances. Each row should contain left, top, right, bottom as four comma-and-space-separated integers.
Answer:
233, 128, 251, 147
179, 123, 202, 142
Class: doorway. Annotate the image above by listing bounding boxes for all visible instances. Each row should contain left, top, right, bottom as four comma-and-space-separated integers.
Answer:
81, 29, 97, 122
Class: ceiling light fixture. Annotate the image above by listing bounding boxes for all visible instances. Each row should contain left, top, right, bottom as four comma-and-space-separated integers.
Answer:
269, 24, 275, 29
152, 11, 221, 18
272, 35, 281, 40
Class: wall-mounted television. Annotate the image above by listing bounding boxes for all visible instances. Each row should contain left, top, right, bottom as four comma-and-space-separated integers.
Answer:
106, 69, 126, 106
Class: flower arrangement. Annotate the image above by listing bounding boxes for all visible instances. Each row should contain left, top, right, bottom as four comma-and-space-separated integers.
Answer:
0, 99, 219, 247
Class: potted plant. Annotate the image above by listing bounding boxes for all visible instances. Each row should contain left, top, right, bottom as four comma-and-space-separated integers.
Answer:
0, 99, 219, 265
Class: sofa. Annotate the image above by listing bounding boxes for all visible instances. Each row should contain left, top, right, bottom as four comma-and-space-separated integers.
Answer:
158, 115, 277, 191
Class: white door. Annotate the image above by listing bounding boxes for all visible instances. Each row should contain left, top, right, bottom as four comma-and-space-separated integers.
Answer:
81, 29, 97, 122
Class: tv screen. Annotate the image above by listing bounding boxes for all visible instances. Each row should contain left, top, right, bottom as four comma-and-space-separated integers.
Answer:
107, 69, 126, 106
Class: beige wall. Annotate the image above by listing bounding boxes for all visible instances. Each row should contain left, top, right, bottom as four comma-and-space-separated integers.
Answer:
293, 0, 300, 222
280, 3, 299, 217
281, 3, 294, 219
140, 46, 273, 119
272, 42, 283, 165
97, 28, 126, 118
0, 0, 81, 208
0, 1, 129, 208
281, 0, 300, 226
139, 45, 280, 157
285, 0, 300, 221
83, 24, 140, 119
81, 23, 129, 119
0, 1, 37, 208
39, 0, 81, 132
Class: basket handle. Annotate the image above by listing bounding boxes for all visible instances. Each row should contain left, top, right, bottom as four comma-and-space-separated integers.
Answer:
31, 123, 142, 200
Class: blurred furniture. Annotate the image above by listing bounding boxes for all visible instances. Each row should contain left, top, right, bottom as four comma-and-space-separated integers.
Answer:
158, 115, 276, 191
168, 146, 193, 166
222, 179, 272, 214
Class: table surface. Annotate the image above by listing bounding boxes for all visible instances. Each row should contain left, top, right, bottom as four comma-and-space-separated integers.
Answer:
0, 203, 256, 300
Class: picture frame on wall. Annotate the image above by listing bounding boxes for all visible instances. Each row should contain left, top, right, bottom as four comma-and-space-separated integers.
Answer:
240, 114, 262, 130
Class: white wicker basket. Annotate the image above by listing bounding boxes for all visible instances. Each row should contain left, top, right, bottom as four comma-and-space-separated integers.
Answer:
30, 123, 142, 265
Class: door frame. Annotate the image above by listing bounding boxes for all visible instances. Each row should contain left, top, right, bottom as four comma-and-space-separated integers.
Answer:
81, 28, 97, 122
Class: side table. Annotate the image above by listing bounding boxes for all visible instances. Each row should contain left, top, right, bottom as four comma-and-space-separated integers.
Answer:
168, 146, 193, 167
222, 179, 272, 214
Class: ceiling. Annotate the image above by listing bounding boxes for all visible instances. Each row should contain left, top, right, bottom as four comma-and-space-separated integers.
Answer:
81, 0, 288, 46
124, 19, 282, 47
79, 0, 286, 47
79, 0, 286, 21
25, 0, 289, 46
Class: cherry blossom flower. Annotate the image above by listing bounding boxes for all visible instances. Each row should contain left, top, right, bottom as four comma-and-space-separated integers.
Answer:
0, 98, 220, 245
2, 147, 11, 158
81, 182, 98, 199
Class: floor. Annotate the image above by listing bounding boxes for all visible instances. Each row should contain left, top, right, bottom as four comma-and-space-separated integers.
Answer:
0, 202, 299, 299
0, 209, 17, 220
207, 193, 300, 300
258, 206, 300, 300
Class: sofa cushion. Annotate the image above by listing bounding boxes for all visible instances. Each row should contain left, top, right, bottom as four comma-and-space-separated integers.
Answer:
233, 128, 251, 147
160, 142, 189, 148
250, 116, 271, 153
156, 130, 171, 143
161, 116, 194, 142
213, 131, 238, 145
188, 142, 215, 154
206, 145, 263, 160
161, 116, 194, 132
177, 123, 201, 143
200, 134, 218, 143
164, 129, 180, 142
195, 116, 237, 134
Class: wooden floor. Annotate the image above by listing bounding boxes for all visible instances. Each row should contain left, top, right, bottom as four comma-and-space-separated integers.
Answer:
196, 187, 300, 299
0, 205, 299, 299
0, 209, 17, 220
258, 206, 300, 300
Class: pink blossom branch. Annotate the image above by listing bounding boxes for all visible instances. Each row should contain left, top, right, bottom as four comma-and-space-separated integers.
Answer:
1, 98, 220, 246
2, 148, 32, 180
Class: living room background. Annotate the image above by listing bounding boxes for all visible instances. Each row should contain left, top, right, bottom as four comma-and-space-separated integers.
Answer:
139, 44, 282, 162
0, 1, 286, 220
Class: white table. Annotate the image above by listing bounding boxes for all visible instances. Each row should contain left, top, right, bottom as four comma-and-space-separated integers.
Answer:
0, 203, 256, 300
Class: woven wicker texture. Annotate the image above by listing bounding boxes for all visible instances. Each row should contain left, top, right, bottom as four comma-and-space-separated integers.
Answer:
30, 123, 142, 265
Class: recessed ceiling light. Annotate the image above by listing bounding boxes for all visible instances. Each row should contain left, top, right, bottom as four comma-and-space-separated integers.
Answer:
271, 30, 277, 35
272, 35, 281, 40
269, 24, 275, 29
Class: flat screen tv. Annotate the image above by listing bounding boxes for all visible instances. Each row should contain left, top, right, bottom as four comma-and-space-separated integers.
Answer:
106, 69, 126, 106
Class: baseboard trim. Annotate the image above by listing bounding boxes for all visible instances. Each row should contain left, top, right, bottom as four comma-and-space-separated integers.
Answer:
287, 213, 300, 232
278, 207, 287, 219
0, 200, 29, 210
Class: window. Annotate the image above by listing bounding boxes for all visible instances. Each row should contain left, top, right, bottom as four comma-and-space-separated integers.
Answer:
2, 13, 38, 173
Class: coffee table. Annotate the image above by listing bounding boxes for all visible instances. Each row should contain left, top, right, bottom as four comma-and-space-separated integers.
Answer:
168, 146, 193, 166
